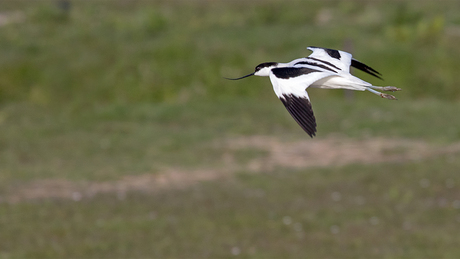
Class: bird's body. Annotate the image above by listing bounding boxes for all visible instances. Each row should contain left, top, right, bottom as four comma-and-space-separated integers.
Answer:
226, 46, 401, 137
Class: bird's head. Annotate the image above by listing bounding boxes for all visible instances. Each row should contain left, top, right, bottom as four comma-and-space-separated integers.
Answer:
254, 62, 278, 76
225, 62, 278, 80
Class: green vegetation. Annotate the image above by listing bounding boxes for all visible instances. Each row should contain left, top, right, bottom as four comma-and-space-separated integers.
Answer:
1, 0, 460, 106
2, 157, 460, 258
1, 0, 460, 258
1, 98, 460, 185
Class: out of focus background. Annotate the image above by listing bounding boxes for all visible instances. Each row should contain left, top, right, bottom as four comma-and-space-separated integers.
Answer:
1, 0, 460, 257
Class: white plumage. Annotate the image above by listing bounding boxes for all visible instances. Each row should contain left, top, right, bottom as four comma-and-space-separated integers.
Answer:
226, 46, 401, 137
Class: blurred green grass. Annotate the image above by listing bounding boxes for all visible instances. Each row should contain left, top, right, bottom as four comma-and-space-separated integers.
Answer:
1, 0, 460, 258
2, 156, 460, 258
1, 0, 460, 106
1, 98, 460, 257
1, 97, 460, 184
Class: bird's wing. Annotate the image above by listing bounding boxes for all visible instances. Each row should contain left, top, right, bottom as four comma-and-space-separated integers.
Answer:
269, 67, 334, 137
306, 46, 383, 79
350, 59, 382, 79
306, 46, 353, 73
280, 92, 317, 137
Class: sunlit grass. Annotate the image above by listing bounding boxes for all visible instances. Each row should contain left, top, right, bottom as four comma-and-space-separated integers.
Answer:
1, 0, 460, 107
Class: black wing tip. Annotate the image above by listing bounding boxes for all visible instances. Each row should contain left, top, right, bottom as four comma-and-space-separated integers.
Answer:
280, 94, 317, 138
351, 59, 383, 80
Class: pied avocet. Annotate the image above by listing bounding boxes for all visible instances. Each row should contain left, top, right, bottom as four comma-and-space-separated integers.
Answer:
226, 46, 401, 137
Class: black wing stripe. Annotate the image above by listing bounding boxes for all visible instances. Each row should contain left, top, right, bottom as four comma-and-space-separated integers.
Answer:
351, 59, 382, 80
280, 94, 317, 137
294, 61, 337, 73
306, 57, 341, 71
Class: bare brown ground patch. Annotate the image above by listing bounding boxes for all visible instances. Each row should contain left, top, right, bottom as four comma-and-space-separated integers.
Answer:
224, 136, 460, 171
0, 11, 24, 26
3, 168, 227, 203
4, 136, 460, 203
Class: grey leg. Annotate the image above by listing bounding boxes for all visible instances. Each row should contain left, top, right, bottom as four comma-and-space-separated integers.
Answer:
366, 88, 397, 100
368, 85, 402, 92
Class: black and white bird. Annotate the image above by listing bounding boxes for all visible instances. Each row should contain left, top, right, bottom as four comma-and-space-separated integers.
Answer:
226, 46, 401, 138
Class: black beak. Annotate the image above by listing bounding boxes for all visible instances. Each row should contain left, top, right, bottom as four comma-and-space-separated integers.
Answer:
224, 72, 254, 80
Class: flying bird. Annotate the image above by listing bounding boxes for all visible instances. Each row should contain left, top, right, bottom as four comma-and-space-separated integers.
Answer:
226, 46, 401, 138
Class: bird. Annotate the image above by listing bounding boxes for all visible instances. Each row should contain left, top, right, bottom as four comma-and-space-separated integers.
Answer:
225, 46, 401, 138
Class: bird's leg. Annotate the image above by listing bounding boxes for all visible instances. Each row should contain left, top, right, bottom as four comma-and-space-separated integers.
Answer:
382, 86, 401, 92
368, 85, 402, 92
366, 88, 397, 100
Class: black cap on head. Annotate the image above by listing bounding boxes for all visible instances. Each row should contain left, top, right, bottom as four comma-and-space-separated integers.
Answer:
255, 62, 278, 72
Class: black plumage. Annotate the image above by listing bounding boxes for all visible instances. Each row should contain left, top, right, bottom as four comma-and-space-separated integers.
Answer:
280, 94, 317, 138
272, 67, 320, 79
351, 59, 382, 80
294, 61, 337, 73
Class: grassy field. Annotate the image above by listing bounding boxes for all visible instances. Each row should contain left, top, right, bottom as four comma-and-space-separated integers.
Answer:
1, 0, 460, 105
1, 98, 460, 258
1, 0, 460, 258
